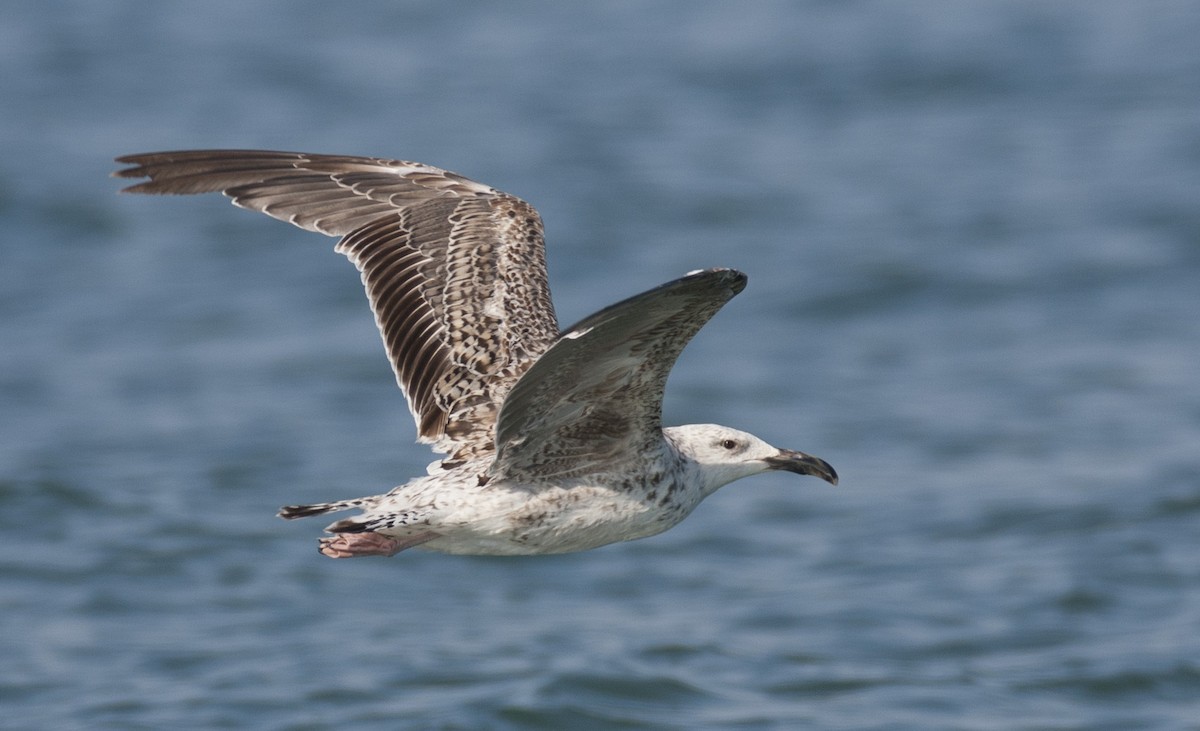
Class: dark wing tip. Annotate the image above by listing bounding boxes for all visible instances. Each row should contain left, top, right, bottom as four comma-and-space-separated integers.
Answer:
112, 149, 310, 193
556, 267, 747, 339
112, 154, 147, 189
681, 267, 747, 294
112, 152, 178, 192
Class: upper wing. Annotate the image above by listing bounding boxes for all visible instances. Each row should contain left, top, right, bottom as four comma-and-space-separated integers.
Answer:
115, 150, 560, 460
491, 268, 747, 481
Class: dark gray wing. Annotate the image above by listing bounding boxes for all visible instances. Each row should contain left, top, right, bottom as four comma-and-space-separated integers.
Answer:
115, 150, 559, 459
491, 268, 747, 481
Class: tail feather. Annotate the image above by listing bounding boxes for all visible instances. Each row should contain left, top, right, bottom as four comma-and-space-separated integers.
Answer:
277, 498, 370, 520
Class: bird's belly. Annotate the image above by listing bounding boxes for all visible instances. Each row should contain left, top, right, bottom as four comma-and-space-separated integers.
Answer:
417, 483, 695, 556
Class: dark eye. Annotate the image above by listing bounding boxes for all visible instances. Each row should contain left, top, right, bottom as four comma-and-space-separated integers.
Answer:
721, 439, 738, 450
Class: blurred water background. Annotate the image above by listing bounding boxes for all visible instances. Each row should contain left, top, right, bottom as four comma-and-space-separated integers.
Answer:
3, 2, 1199, 729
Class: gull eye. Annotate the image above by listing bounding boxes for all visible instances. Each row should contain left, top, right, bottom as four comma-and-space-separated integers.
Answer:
721, 439, 738, 450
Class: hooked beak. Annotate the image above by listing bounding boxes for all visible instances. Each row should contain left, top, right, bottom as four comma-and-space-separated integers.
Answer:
764, 449, 838, 485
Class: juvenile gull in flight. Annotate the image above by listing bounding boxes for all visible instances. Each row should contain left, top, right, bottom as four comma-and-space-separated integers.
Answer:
115, 150, 837, 558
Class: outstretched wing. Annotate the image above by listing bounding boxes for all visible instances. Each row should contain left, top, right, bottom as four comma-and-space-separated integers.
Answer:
115, 150, 560, 460
491, 268, 747, 481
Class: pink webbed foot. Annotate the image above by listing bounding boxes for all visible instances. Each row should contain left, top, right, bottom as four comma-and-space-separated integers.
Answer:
318, 531, 438, 559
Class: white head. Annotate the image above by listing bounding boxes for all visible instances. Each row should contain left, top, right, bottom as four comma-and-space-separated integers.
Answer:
663, 424, 838, 497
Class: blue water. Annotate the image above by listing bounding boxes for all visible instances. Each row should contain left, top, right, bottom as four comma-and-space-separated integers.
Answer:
3, 2, 1200, 728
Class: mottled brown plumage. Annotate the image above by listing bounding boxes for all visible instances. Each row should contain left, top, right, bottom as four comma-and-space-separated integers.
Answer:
115, 150, 836, 558
116, 150, 558, 460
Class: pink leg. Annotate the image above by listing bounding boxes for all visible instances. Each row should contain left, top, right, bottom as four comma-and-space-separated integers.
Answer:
318, 531, 438, 559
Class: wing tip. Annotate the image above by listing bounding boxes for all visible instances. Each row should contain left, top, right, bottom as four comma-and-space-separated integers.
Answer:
111, 155, 146, 191
682, 267, 747, 294
111, 149, 310, 193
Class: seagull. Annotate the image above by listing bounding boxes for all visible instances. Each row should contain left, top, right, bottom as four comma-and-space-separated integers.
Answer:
114, 150, 837, 558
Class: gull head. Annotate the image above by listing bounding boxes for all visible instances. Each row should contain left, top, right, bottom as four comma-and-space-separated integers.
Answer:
663, 424, 838, 496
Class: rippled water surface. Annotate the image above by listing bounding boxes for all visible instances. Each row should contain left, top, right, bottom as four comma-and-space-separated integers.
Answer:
3, 2, 1200, 729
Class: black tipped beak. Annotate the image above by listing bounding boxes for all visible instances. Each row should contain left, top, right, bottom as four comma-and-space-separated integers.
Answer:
765, 449, 838, 485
